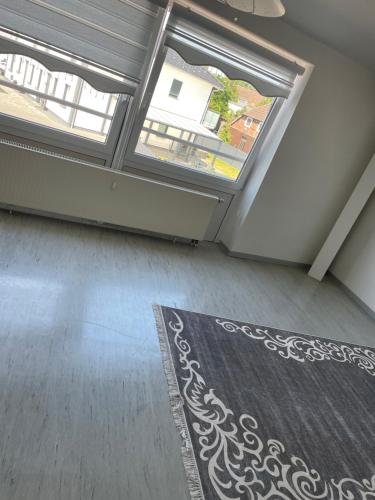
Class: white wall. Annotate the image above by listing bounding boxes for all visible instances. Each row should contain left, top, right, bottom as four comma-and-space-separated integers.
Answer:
331, 192, 375, 313
150, 62, 214, 122
0, 141, 218, 241
220, 17, 375, 264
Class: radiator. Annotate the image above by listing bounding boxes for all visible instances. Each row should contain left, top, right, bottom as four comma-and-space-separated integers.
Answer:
0, 140, 219, 241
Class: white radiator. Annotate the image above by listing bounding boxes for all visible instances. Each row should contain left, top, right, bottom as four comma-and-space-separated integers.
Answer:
0, 140, 219, 240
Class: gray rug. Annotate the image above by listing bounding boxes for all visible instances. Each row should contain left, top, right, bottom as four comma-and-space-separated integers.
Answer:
153, 305, 375, 500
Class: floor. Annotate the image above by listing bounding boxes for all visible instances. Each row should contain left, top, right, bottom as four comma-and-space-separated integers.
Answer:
0, 211, 374, 500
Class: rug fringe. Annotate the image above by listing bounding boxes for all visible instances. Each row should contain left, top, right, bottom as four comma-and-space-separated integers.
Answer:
153, 304, 205, 500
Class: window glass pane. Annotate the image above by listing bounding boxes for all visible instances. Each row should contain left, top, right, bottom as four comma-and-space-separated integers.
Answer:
169, 79, 182, 98
0, 54, 120, 143
135, 48, 275, 181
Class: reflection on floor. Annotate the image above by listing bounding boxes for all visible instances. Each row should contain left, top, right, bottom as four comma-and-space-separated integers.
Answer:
0, 210, 374, 500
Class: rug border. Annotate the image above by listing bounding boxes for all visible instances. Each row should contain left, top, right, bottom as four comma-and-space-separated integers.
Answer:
153, 304, 206, 500
158, 306, 375, 351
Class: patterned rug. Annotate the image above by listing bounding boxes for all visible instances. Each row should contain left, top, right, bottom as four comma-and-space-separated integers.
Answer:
153, 305, 375, 500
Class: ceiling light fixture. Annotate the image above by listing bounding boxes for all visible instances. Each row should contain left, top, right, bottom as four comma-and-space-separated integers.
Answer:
224, 0, 285, 17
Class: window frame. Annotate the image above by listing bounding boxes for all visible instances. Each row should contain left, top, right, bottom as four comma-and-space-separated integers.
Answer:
244, 117, 253, 128
8, 53, 14, 71
0, 8, 305, 194
0, 31, 137, 163
0, 73, 129, 162
123, 39, 285, 193
62, 83, 70, 101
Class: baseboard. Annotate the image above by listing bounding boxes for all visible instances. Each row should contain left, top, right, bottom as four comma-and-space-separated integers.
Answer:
328, 272, 375, 321
218, 242, 309, 269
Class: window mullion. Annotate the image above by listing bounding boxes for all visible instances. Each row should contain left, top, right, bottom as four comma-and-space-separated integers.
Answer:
111, 2, 174, 170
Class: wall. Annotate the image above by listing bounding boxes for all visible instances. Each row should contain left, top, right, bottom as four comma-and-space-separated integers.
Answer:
331, 192, 375, 313
220, 17, 375, 264
150, 62, 214, 122
230, 126, 254, 154
231, 116, 261, 153
0, 141, 218, 241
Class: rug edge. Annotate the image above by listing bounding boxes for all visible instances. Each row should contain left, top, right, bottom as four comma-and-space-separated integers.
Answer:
152, 304, 206, 500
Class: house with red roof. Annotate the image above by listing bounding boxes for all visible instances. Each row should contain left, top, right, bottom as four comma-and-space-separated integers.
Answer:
229, 103, 272, 153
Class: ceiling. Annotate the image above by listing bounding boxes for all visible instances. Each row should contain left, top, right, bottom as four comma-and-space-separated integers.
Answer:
282, 0, 375, 71
191, 0, 375, 71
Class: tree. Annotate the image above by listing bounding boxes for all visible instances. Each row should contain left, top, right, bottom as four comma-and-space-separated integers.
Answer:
209, 76, 239, 121
208, 76, 240, 143
219, 122, 231, 143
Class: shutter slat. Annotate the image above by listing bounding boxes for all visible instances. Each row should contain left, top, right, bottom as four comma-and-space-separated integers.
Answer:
0, 0, 159, 80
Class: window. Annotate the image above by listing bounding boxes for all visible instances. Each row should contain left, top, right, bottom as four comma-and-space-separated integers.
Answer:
36, 69, 43, 90
50, 77, 58, 96
8, 54, 15, 72
0, 11, 304, 186
132, 48, 274, 182
244, 117, 253, 128
169, 78, 183, 98
158, 123, 168, 134
0, 27, 134, 160
122, 12, 306, 190
202, 109, 220, 130
28, 64, 34, 84
0, 56, 122, 143
62, 83, 70, 107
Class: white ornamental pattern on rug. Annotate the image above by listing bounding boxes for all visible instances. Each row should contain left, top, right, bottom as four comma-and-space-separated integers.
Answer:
168, 312, 375, 500
216, 319, 375, 377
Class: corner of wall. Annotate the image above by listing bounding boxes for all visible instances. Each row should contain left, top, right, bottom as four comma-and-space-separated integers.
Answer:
219, 60, 314, 254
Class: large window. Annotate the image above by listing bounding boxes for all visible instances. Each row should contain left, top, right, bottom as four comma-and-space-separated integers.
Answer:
0, 8, 304, 187
133, 48, 274, 182
121, 12, 305, 190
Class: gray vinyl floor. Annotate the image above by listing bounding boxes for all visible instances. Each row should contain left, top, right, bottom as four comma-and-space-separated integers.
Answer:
0, 210, 374, 500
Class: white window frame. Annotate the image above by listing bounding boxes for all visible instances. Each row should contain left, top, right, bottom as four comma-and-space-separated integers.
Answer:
122, 19, 286, 193
244, 117, 253, 128
124, 67, 284, 193
0, 4, 308, 200
0, 30, 137, 163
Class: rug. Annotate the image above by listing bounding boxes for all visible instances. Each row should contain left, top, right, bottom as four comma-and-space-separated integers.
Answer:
153, 305, 375, 500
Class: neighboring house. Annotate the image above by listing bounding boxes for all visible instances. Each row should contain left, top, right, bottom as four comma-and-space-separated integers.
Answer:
149, 49, 222, 123
228, 86, 266, 113
140, 49, 225, 157
229, 103, 271, 153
